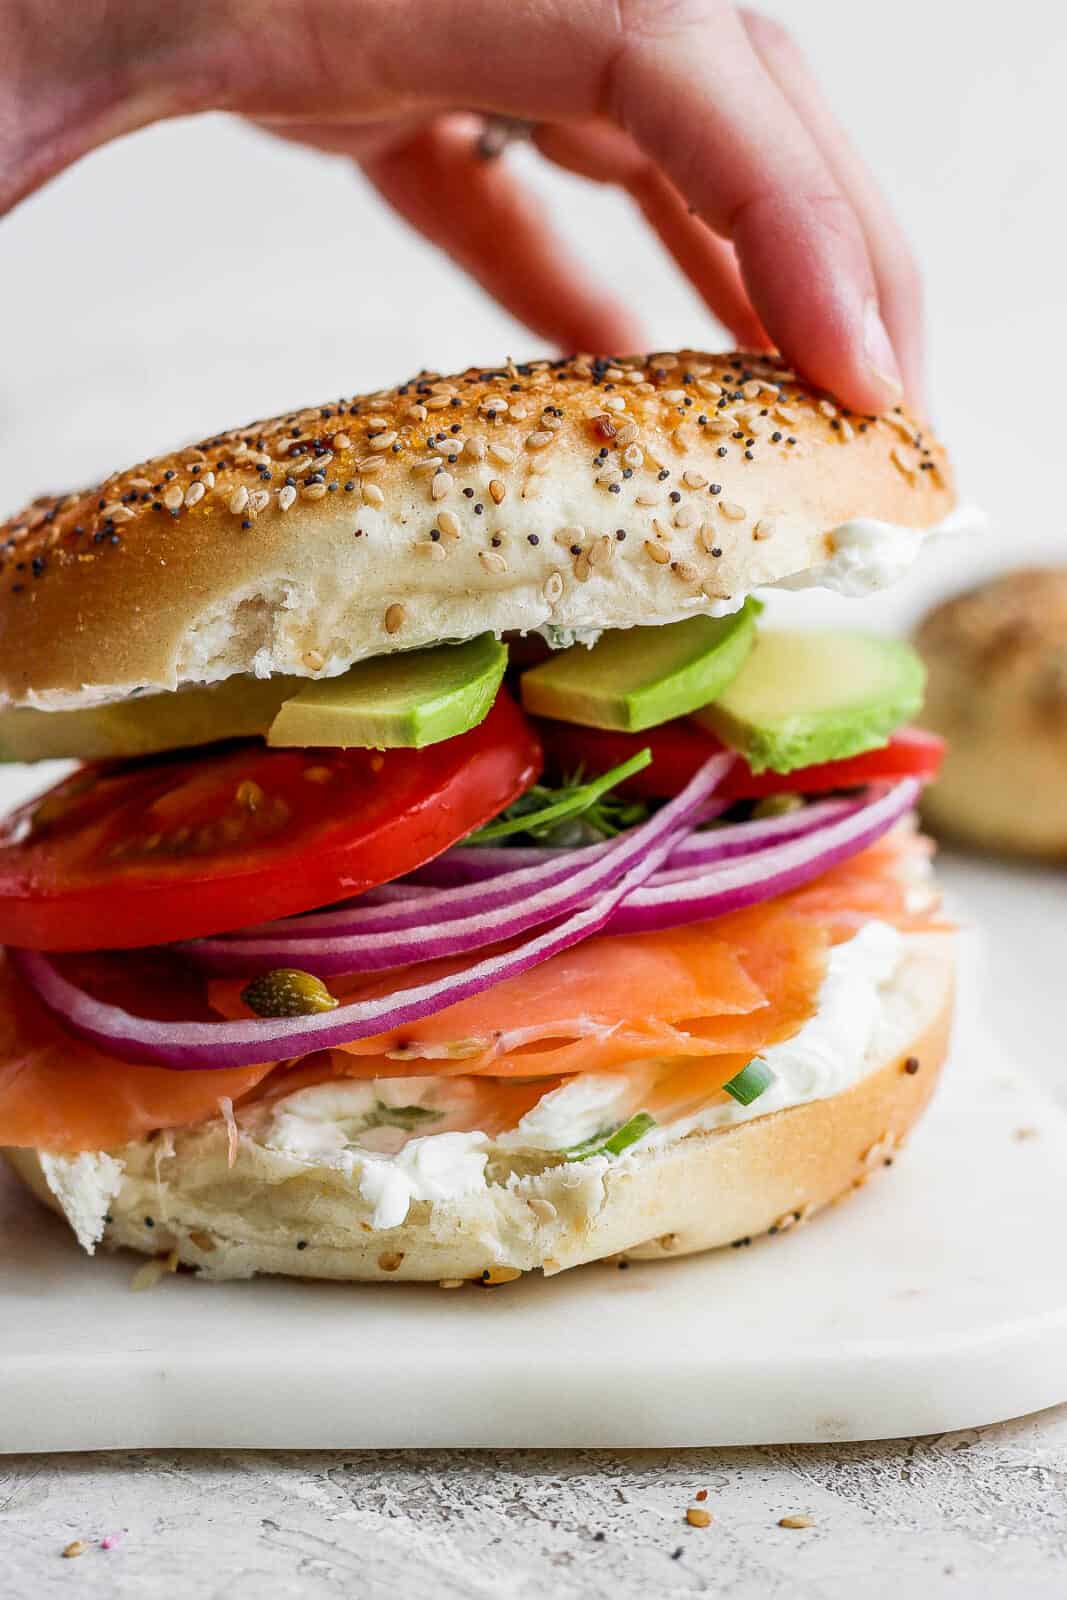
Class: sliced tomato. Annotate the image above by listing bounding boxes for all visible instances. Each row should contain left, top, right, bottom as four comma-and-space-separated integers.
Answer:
0, 691, 541, 952
534, 716, 943, 800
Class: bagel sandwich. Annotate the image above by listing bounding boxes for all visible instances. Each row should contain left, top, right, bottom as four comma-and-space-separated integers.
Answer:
0, 348, 962, 1283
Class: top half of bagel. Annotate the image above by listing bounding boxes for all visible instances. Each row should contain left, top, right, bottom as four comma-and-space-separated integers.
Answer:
0, 350, 953, 710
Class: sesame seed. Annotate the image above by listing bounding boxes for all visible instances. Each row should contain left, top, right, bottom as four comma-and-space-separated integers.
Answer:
891, 445, 917, 477
463, 436, 487, 462
673, 504, 698, 528
331, 432, 352, 450
489, 479, 506, 504
818, 400, 837, 419
162, 485, 184, 512
368, 430, 398, 451
412, 456, 444, 475
596, 468, 623, 487
753, 518, 775, 540
742, 379, 762, 399
543, 571, 564, 604
525, 430, 553, 450
885, 414, 919, 443
588, 533, 613, 567
720, 501, 746, 520
645, 539, 671, 565
479, 549, 508, 575
363, 484, 385, 508
488, 441, 515, 465
622, 443, 644, 469
437, 510, 461, 541
686, 1508, 712, 1529
302, 650, 325, 673
431, 471, 454, 501
109, 504, 135, 523
248, 489, 271, 514
839, 418, 855, 442
778, 1515, 813, 1530
302, 482, 328, 501
277, 484, 297, 511
384, 603, 406, 633
671, 559, 697, 581
634, 493, 658, 508
418, 541, 447, 562
682, 470, 708, 489
184, 481, 206, 508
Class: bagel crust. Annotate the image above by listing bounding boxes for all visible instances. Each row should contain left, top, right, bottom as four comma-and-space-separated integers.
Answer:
917, 568, 1067, 859
0, 351, 953, 709
4, 934, 953, 1283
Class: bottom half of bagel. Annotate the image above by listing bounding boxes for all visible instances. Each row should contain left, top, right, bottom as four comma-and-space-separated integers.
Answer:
4, 930, 953, 1284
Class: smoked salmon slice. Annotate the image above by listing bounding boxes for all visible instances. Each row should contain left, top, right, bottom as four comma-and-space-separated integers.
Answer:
0, 832, 939, 1153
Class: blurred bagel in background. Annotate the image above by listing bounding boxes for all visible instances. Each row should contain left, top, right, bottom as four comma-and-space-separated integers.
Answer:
915, 568, 1067, 859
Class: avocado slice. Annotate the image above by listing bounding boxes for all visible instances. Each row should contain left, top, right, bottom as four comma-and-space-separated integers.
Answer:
267, 634, 507, 750
693, 629, 925, 773
0, 675, 301, 763
519, 602, 760, 733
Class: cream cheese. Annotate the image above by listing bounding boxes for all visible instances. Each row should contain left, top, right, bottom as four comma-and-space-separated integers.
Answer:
775, 504, 986, 600
496, 1075, 635, 1153
641, 920, 904, 1147
356, 1133, 491, 1230
38, 1150, 125, 1253
252, 922, 906, 1228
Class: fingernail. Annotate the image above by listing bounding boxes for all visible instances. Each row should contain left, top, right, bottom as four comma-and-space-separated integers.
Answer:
863, 301, 904, 404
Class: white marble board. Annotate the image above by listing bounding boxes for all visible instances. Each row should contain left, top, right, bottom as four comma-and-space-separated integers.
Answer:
3, 991, 1066, 1452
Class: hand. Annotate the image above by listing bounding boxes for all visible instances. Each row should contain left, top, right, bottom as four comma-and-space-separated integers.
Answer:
1, 0, 922, 413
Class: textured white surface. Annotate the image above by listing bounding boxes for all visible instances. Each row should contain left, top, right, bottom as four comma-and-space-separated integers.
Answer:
1, 0, 1066, 1587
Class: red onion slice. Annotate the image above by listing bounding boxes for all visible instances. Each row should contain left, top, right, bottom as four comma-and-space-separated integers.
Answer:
226, 796, 857, 945
605, 778, 920, 935
187, 753, 732, 974
12, 754, 731, 1069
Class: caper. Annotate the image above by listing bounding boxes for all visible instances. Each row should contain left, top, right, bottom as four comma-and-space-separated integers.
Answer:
751, 793, 804, 819
240, 968, 339, 1017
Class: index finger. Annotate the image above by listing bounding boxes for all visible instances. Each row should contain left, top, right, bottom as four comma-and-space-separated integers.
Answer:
599, 2, 903, 412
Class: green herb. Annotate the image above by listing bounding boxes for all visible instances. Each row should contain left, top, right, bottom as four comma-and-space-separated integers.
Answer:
469, 750, 653, 843
365, 1103, 443, 1131
564, 1111, 657, 1162
240, 968, 339, 1018
722, 1058, 775, 1106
